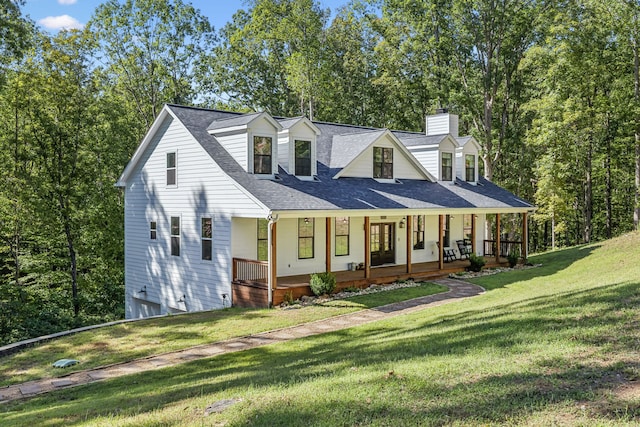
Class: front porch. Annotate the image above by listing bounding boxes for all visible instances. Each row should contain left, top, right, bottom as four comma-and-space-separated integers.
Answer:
232, 256, 508, 307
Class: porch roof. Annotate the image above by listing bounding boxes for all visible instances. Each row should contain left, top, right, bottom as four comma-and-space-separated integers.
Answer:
169, 105, 534, 214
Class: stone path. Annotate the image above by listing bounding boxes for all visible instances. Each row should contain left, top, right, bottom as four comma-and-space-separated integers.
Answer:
0, 278, 483, 403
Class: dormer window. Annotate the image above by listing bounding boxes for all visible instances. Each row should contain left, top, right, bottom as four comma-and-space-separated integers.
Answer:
253, 136, 272, 174
441, 152, 453, 181
373, 147, 393, 179
295, 140, 312, 176
465, 154, 475, 181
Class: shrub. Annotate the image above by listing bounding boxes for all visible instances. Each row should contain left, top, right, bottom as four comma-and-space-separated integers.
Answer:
507, 251, 519, 268
283, 290, 295, 305
309, 272, 337, 296
468, 253, 486, 272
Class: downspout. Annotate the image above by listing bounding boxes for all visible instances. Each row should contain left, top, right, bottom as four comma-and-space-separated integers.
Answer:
267, 213, 279, 307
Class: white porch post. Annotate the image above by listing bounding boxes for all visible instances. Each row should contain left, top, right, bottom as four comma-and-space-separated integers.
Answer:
325, 217, 332, 273
364, 216, 371, 279
406, 215, 412, 274
438, 214, 444, 270
495, 213, 501, 263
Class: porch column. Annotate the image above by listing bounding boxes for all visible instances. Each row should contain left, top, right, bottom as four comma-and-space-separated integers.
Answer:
364, 216, 371, 279
471, 214, 477, 254
495, 213, 501, 263
325, 217, 332, 273
522, 212, 528, 262
267, 219, 278, 307
438, 214, 444, 270
406, 215, 412, 274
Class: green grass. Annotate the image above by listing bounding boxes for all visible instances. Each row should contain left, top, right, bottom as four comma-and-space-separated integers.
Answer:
2, 233, 640, 426
0, 282, 446, 387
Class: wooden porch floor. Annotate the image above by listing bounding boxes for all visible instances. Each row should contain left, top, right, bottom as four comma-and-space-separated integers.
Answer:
232, 257, 506, 308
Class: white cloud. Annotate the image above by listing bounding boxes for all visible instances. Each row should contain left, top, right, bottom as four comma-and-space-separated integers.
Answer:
58, 0, 78, 5
38, 15, 84, 31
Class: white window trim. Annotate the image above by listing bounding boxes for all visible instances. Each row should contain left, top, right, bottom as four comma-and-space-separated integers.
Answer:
440, 151, 454, 182
166, 150, 178, 188
169, 214, 181, 257
249, 132, 277, 178
150, 220, 158, 241
291, 136, 316, 178
201, 216, 213, 262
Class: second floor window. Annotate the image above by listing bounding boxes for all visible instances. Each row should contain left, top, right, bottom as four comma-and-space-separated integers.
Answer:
465, 154, 475, 181
373, 147, 393, 179
295, 140, 312, 176
441, 152, 453, 181
166, 152, 176, 185
413, 215, 425, 249
254, 136, 272, 174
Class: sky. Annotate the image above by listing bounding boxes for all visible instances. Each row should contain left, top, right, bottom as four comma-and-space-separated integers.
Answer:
23, 0, 352, 33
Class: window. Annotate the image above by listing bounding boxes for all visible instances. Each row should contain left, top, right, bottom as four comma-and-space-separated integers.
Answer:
413, 215, 425, 249
166, 152, 176, 185
463, 214, 473, 240
373, 147, 393, 179
201, 217, 212, 261
150, 221, 157, 240
295, 140, 312, 176
298, 218, 314, 259
170, 216, 180, 256
254, 136, 272, 174
441, 152, 453, 181
465, 154, 475, 181
257, 219, 268, 261
335, 217, 350, 256
443, 215, 451, 247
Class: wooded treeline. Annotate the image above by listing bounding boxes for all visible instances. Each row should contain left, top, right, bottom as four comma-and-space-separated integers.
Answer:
0, 0, 638, 344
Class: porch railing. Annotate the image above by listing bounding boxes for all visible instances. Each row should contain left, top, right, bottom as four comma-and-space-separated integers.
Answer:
483, 240, 522, 258
232, 257, 268, 286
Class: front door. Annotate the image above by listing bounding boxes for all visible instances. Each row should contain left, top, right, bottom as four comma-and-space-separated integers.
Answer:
370, 223, 395, 266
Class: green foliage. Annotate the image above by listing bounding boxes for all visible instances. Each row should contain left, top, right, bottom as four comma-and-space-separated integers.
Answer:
309, 271, 336, 296
467, 253, 486, 272
507, 251, 519, 268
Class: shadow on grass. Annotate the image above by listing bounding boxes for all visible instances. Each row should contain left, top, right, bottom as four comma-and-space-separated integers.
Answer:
3, 279, 638, 426
469, 243, 601, 291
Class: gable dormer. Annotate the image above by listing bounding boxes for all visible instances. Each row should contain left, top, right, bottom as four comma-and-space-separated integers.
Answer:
207, 112, 282, 177
277, 117, 321, 180
331, 130, 435, 182
456, 136, 481, 183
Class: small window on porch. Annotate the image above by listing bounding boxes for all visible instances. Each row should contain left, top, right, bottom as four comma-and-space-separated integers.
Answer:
201, 217, 212, 261
295, 139, 312, 176
170, 216, 180, 256
463, 214, 473, 240
413, 215, 425, 249
443, 215, 451, 247
373, 147, 393, 179
257, 219, 268, 261
441, 152, 453, 181
298, 218, 314, 259
465, 154, 475, 181
335, 217, 349, 256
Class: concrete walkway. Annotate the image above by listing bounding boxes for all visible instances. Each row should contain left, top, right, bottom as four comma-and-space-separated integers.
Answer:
0, 278, 483, 403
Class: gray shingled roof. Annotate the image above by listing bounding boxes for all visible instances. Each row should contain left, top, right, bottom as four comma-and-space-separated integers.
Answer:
167, 104, 534, 212
394, 132, 448, 147
277, 117, 304, 130
330, 130, 387, 169
206, 111, 262, 132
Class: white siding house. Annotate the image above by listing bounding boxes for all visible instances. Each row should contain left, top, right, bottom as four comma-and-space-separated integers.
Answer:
117, 105, 534, 317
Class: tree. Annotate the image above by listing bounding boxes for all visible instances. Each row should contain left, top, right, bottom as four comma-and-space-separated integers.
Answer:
207, 0, 329, 119
88, 0, 215, 129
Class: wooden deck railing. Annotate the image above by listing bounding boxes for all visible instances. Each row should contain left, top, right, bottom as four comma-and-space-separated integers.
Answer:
483, 240, 522, 257
232, 257, 268, 286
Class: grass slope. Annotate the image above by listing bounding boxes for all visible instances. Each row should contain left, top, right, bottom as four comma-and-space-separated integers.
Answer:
2, 233, 640, 426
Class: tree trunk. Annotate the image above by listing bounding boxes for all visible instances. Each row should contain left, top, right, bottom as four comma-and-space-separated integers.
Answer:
634, 36, 640, 230
59, 195, 79, 317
